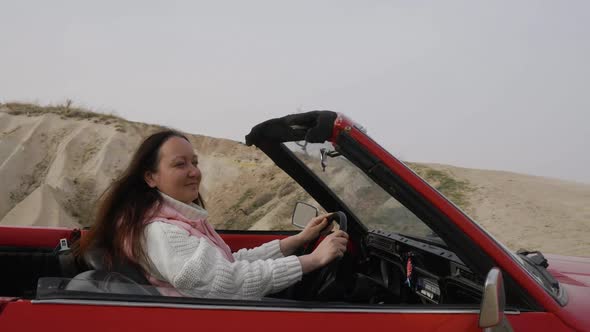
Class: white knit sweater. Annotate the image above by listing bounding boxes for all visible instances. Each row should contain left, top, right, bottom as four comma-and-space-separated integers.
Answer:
142, 194, 303, 300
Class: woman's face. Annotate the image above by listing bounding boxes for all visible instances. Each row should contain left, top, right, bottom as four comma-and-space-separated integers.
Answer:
144, 136, 202, 204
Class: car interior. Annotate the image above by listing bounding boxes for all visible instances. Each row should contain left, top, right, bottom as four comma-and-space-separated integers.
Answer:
0, 222, 483, 307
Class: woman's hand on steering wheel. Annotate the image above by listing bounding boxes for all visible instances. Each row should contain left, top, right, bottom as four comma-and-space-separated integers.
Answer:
297, 211, 349, 298
311, 230, 348, 266
299, 230, 348, 273
297, 213, 335, 244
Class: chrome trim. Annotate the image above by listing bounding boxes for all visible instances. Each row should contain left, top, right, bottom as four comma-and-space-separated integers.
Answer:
556, 283, 568, 306
32, 299, 520, 315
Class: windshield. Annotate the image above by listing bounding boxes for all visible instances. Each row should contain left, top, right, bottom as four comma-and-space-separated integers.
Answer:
285, 141, 438, 241
285, 140, 564, 303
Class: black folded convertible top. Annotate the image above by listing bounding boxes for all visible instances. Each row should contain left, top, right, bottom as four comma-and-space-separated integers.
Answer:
245, 111, 337, 147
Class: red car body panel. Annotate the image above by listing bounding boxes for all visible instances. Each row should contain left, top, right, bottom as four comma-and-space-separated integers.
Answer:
0, 226, 72, 248
546, 254, 590, 328
219, 233, 289, 252
0, 112, 588, 331
0, 295, 573, 332
0, 226, 287, 252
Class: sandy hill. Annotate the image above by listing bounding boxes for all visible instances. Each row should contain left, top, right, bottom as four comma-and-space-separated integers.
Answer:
1, 103, 589, 256
413, 163, 590, 256
0, 103, 314, 233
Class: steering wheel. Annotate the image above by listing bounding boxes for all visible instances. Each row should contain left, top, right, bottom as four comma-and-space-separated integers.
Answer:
305, 211, 348, 297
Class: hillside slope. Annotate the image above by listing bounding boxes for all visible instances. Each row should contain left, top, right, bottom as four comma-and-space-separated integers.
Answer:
0, 104, 314, 233
1, 103, 588, 256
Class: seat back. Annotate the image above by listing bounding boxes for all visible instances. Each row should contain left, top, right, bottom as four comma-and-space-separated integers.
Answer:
66, 270, 156, 295
67, 247, 160, 296
83, 247, 152, 285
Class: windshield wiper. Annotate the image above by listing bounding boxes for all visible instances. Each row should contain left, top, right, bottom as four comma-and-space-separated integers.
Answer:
517, 250, 559, 290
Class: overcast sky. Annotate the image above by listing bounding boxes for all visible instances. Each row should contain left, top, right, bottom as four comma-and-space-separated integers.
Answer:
1, 1, 589, 183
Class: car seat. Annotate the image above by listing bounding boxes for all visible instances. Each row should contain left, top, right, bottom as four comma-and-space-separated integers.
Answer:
66, 247, 160, 296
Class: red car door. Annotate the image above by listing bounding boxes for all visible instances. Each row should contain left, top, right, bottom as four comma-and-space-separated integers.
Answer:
0, 295, 572, 332
0, 226, 576, 331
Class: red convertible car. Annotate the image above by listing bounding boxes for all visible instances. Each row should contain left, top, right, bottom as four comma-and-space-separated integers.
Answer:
0, 111, 589, 331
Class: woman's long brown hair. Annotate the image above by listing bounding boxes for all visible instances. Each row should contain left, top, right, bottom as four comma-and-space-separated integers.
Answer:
77, 130, 205, 271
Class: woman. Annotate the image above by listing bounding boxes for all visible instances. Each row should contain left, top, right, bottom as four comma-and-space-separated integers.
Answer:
79, 130, 348, 299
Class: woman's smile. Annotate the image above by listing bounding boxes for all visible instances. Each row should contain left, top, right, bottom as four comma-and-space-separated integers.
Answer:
145, 136, 203, 204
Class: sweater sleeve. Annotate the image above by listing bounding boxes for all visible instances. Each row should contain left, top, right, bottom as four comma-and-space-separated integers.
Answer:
143, 222, 302, 300
232, 239, 284, 262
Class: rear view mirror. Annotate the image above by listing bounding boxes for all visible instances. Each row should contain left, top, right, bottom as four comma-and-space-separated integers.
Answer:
292, 202, 319, 228
479, 268, 514, 332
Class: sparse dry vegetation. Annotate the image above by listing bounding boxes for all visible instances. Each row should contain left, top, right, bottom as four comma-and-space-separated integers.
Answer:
2, 102, 124, 125
406, 162, 475, 210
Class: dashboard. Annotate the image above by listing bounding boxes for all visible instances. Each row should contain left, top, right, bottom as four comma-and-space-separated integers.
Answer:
360, 230, 483, 305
